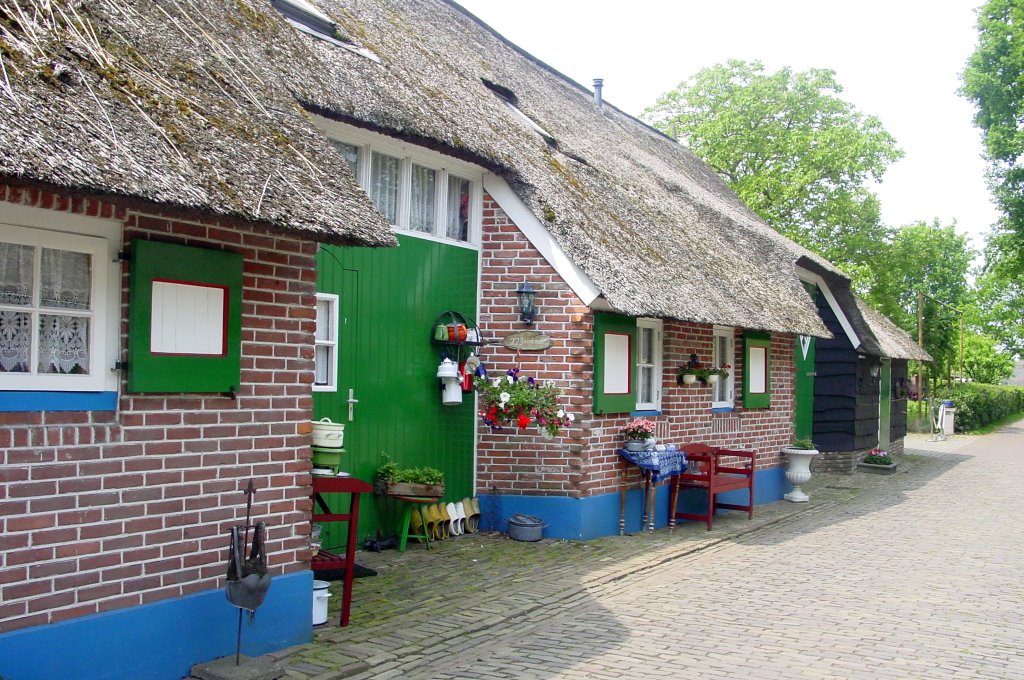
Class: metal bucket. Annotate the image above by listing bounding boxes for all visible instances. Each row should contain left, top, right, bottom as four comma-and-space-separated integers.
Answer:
507, 514, 546, 542
312, 580, 330, 625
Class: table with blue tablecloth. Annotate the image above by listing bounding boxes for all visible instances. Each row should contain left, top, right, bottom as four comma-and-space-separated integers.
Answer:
617, 445, 687, 534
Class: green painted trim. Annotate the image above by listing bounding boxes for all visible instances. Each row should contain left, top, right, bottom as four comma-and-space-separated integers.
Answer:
743, 331, 772, 409
592, 312, 636, 414
128, 240, 243, 393
794, 334, 815, 440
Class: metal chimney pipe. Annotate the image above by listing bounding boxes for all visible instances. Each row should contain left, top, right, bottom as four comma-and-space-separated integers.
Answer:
593, 78, 604, 110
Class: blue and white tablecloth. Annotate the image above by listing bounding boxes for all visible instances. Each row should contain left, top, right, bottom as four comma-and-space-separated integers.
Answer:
618, 445, 687, 483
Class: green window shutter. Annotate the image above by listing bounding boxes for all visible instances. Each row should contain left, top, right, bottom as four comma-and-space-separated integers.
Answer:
593, 312, 636, 414
743, 331, 772, 409
128, 240, 243, 393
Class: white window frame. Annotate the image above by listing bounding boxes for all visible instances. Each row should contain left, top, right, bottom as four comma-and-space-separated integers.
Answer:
0, 204, 119, 393
712, 325, 736, 409
313, 292, 339, 392
310, 114, 483, 248
636, 318, 662, 411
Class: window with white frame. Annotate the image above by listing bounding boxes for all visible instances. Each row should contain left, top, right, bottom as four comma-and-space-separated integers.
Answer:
0, 210, 119, 394
316, 117, 483, 246
313, 292, 339, 392
711, 326, 736, 408
636, 318, 662, 411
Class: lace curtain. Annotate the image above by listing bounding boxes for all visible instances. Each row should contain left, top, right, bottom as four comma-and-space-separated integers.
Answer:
0, 243, 92, 375
410, 164, 436, 233
370, 152, 399, 224
0, 242, 33, 306
40, 248, 91, 310
38, 314, 90, 374
446, 176, 470, 241
0, 310, 30, 372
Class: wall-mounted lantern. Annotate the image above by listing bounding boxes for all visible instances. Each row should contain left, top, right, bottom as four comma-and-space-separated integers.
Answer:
515, 281, 537, 324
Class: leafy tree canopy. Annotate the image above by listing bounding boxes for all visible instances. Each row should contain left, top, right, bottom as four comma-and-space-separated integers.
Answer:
962, 333, 1016, 384
642, 60, 903, 269
961, 0, 1024, 270
864, 219, 973, 377
967, 228, 1024, 357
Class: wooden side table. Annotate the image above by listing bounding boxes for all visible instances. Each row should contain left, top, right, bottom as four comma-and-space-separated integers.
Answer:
311, 476, 373, 626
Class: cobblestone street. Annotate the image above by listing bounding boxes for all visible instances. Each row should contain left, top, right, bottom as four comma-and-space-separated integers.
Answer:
276, 425, 1024, 679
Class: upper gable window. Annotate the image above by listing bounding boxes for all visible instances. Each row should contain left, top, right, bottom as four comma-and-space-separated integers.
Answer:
319, 121, 483, 246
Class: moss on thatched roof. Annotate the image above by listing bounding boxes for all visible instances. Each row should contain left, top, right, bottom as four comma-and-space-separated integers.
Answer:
0, 0, 394, 247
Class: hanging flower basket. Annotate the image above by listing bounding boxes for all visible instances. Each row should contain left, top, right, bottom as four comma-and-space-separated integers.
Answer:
475, 368, 574, 437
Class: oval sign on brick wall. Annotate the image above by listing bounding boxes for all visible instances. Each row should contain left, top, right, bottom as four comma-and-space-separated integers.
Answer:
502, 330, 552, 351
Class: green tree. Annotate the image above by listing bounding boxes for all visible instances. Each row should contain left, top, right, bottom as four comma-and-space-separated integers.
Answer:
642, 60, 902, 269
962, 333, 1016, 384
967, 229, 1024, 357
961, 0, 1024, 271
865, 219, 973, 380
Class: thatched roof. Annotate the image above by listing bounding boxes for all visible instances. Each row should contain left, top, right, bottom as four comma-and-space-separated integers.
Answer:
855, 299, 932, 362
0, 0, 395, 247
288, 0, 834, 335
1, 0, 837, 335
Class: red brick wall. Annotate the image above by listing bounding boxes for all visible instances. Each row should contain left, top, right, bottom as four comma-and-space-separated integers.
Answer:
0, 185, 315, 632
477, 196, 797, 500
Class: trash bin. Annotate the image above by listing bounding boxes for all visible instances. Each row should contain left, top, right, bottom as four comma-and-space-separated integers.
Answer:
312, 580, 330, 625
942, 405, 956, 436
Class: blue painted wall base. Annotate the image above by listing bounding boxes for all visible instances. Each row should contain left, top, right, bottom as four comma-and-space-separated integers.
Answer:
480, 466, 786, 540
0, 571, 312, 680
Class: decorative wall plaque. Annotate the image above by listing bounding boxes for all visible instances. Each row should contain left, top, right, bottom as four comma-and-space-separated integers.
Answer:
502, 330, 552, 351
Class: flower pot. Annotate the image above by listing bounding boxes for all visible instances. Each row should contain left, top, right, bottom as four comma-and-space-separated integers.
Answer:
682, 374, 697, 385
707, 374, 719, 384
624, 440, 646, 452
858, 461, 898, 475
782, 446, 819, 502
384, 481, 445, 498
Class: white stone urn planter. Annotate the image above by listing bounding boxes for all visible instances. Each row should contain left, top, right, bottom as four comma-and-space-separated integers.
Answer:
782, 445, 820, 502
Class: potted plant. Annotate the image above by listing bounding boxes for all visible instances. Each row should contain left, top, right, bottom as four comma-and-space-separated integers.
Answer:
781, 437, 819, 502
677, 366, 700, 385
375, 455, 445, 497
858, 448, 898, 474
706, 365, 731, 384
621, 418, 657, 451
475, 368, 574, 437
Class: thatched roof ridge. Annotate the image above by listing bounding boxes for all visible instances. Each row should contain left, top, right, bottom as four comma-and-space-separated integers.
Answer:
287, 0, 834, 335
855, 299, 932, 362
0, 0, 395, 247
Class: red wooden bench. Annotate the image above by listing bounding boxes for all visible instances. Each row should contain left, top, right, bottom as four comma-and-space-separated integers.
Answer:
670, 443, 755, 531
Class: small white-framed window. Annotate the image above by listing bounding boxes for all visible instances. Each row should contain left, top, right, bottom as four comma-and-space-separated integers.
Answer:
313, 292, 339, 392
636, 318, 662, 411
446, 175, 471, 242
369, 150, 401, 225
331, 140, 359, 176
712, 326, 735, 408
410, 163, 438, 234
0, 214, 118, 393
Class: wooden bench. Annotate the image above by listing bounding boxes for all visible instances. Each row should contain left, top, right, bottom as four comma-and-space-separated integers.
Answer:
669, 444, 755, 531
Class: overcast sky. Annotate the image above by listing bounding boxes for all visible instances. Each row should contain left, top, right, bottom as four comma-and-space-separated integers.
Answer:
456, 0, 998, 251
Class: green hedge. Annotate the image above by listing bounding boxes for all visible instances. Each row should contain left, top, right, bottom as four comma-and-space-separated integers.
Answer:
932, 383, 1024, 432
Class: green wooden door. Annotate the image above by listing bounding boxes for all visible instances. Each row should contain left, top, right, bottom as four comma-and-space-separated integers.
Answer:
794, 334, 816, 442
879, 358, 892, 450
314, 235, 478, 547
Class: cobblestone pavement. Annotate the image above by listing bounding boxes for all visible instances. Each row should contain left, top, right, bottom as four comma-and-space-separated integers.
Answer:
271, 426, 1024, 679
